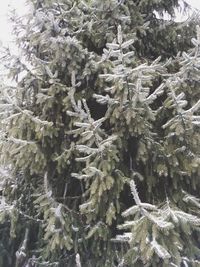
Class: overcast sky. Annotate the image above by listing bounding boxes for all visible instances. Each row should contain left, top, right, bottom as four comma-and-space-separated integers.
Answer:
0, 0, 200, 47
0, 0, 26, 45
187, 0, 200, 8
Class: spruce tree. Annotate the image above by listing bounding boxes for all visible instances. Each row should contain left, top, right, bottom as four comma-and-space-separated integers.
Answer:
0, 0, 199, 266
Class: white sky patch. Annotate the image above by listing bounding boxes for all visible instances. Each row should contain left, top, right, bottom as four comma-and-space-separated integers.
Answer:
0, 0, 29, 47
187, 0, 200, 9
0, 0, 29, 83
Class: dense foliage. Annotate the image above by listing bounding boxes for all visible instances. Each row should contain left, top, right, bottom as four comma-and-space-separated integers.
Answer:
0, 0, 199, 266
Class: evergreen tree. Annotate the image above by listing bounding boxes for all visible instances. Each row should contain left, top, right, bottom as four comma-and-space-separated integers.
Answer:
0, 0, 199, 266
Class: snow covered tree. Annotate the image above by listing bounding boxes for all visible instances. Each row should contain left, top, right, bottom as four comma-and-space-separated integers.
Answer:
0, 0, 199, 266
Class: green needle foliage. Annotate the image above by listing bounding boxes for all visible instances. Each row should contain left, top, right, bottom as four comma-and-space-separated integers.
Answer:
0, 0, 199, 266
